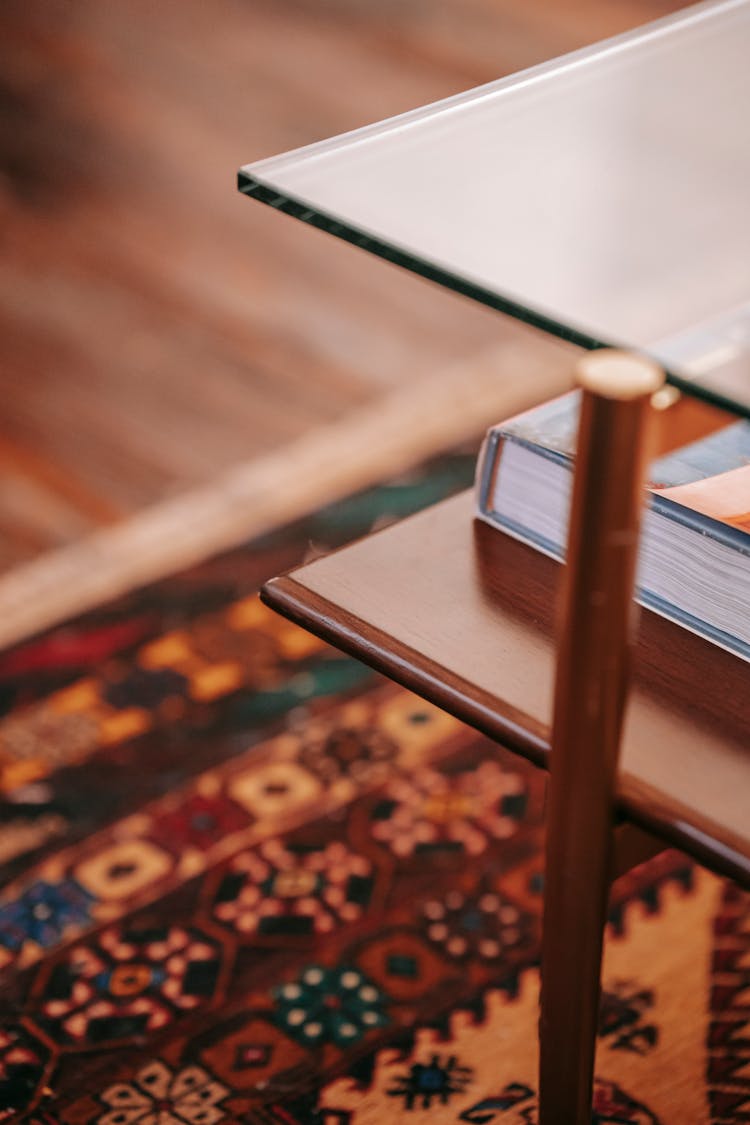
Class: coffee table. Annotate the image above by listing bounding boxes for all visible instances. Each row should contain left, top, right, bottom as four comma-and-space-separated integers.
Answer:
240, 2, 750, 1119
241, 0, 750, 884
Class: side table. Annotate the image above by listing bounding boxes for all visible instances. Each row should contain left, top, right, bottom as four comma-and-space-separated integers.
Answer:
240, 3, 750, 1119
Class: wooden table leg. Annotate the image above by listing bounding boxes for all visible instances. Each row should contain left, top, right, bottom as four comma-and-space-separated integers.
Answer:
538, 351, 664, 1125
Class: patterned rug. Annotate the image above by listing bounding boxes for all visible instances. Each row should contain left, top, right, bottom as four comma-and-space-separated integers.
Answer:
0, 453, 747, 1124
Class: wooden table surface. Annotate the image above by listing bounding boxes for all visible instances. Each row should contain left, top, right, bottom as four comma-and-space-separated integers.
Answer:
263, 490, 750, 887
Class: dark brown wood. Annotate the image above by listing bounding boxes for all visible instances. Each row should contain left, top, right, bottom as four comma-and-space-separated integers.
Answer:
611, 823, 665, 880
538, 354, 663, 1125
262, 490, 750, 888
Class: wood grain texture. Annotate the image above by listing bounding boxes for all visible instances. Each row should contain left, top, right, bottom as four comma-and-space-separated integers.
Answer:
0, 0, 689, 574
262, 490, 750, 887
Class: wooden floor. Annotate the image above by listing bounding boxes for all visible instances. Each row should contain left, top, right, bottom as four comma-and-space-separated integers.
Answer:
0, 0, 685, 581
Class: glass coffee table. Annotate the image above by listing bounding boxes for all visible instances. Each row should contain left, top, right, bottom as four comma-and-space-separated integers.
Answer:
240, 0, 750, 879
240, 2, 750, 1120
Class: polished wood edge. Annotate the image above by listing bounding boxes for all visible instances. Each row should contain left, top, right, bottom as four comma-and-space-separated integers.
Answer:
261, 574, 750, 890
261, 574, 549, 765
616, 774, 750, 890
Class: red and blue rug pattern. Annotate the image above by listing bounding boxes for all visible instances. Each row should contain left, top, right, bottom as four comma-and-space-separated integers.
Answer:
0, 454, 746, 1122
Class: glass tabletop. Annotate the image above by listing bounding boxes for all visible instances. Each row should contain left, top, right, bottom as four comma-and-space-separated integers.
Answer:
240, 0, 750, 418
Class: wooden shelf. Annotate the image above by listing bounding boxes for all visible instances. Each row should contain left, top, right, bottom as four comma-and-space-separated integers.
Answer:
263, 490, 750, 887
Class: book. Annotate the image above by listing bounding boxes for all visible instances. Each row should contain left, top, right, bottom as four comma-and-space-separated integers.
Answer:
475, 392, 750, 662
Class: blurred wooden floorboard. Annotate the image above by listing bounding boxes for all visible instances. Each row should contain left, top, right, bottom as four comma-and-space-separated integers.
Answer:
0, 339, 576, 647
0, 0, 686, 584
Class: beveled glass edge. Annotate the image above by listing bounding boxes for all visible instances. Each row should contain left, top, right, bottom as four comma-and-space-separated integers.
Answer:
243, 0, 741, 182
238, 170, 749, 421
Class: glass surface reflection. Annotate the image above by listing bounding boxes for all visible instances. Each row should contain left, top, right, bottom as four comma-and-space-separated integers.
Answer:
240, 0, 750, 415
